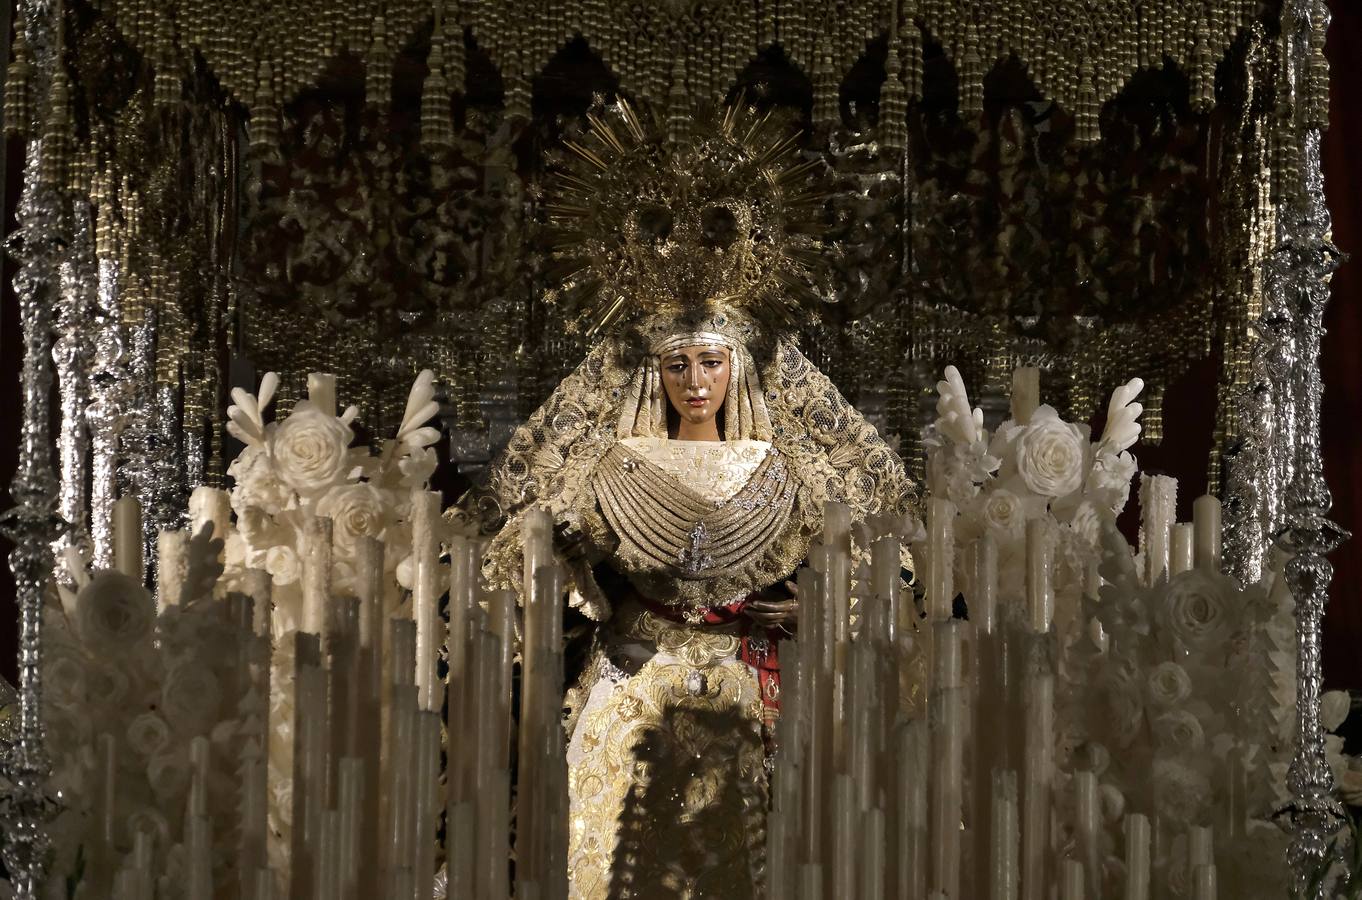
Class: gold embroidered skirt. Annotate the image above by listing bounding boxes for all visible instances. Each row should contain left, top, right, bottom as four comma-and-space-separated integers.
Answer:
566, 605, 768, 900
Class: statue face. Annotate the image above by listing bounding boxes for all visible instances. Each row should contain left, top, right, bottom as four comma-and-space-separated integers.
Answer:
660, 345, 731, 432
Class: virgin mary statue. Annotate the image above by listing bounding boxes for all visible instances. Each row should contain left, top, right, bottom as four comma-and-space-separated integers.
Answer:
451, 100, 916, 899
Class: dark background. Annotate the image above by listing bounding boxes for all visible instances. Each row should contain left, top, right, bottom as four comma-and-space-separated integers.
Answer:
1, 4, 1360, 688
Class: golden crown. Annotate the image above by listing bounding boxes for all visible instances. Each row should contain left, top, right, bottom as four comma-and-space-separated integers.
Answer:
541, 97, 833, 342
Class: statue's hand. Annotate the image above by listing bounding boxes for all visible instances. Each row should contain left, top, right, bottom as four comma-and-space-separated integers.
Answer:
744, 580, 799, 628
553, 521, 590, 568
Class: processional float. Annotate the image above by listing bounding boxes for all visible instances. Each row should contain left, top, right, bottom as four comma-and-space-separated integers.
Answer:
0, 0, 1347, 897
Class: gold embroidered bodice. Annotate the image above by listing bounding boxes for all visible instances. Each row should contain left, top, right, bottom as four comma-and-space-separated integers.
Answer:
591, 436, 797, 616
616, 437, 771, 505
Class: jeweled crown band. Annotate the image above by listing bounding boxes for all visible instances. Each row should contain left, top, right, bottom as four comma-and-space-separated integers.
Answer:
650, 331, 736, 355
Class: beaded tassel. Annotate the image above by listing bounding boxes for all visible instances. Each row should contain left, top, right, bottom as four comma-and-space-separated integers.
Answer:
666, 58, 690, 146
422, 33, 454, 154
366, 15, 393, 112
5, 24, 32, 138
248, 61, 280, 160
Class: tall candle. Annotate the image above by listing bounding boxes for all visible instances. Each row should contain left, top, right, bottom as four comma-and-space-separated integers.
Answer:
929, 623, 964, 900
1024, 520, 1053, 634
1192, 495, 1222, 572
411, 491, 442, 712
861, 807, 885, 900
927, 498, 956, 622
1060, 860, 1084, 900
900, 721, 928, 900
448, 801, 476, 898
337, 757, 364, 900
824, 501, 853, 647
1075, 770, 1100, 893
156, 529, 188, 609
990, 769, 1019, 900
1011, 367, 1040, 425
307, 373, 337, 417
1189, 825, 1213, 867
1138, 474, 1177, 585
1192, 865, 1217, 900
871, 534, 900, 644
412, 711, 441, 900
189, 485, 232, 552
1124, 814, 1151, 900
1020, 649, 1054, 900
1170, 523, 1194, 576
113, 494, 143, 580
831, 774, 857, 899
300, 515, 333, 636
973, 534, 999, 635
354, 537, 384, 650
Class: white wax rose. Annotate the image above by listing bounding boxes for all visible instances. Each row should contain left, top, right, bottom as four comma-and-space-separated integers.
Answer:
268, 400, 353, 497
1162, 569, 1234, 651
127, 711, 173, 758
1089, 449, 1138, 513
265, 545, 301, 587
1146, 661, 1193, 709
45, 650, 88, 706
1322, 689, 1351, 733
1095, 665, 1145, 749
1014, 409, 1088, 498
1098, 784, 1125, 823
1153, 710, 1206, 753
147, 750, 191, 800
316, 482, 390, 550
1152, 759, 1212, 824
161, 663, 223, 735
75, 571, 155, 652
85, 660, 131, 708
227, 444, 293, 515
977, 487, 1027, 535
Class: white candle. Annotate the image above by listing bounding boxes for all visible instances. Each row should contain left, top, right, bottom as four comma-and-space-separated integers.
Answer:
188, 485, 232, 548
113, 494, 143, 580
411, 491, 442, 712
1024, 520, 1053, 634
900, 721, 928, 899
861, 807, 885, 900
990, 769, 1019, 900
1189, 825, 1213, 867
448, 801, 476, 898
1138, 474, 1177, 585
871, 534, 900, 644
1124, 814, 1150, 900
1170, 523, 1194, 576
1011, 367, 1040, 425
1192, 864, 1217, 900
824, 501, 853, 647
307, 373, 337, 417
1193, 495, 1222, 572
831, 774, 857, 898
929, 624, 964, 900
973, 534, 999, 635
412, 711, 441, 900
1020, 664, 1053, 900
1060, 859, 1084, 900
927, 497, 956, 622
300, 514, 333, 636
156, 529, 189, 609
337, 757, 363, 899
1075, 771, 1100, 893
354, 537, 384, 650
798, 864, 823, 900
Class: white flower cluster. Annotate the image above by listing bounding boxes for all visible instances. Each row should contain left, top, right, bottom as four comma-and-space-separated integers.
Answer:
1060, 526, 1301, 897
43, 535, 262, 887
923, 366, 1144, 619
221, 370, 443, 635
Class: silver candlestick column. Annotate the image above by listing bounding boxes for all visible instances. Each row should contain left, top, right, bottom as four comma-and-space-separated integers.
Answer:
0, 2, 66, 896
1275, 0, 1348, 894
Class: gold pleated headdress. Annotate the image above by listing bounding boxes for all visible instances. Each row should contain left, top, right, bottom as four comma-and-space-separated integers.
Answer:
451, 98, 916, 618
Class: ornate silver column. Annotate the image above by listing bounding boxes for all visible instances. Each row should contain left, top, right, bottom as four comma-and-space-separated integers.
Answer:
0, 0, 66, 892
1272, 0, 1348, 894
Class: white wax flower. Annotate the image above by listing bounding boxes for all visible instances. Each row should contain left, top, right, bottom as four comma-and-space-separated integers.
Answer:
1162, 569, 1234, 651
45, 650, 88, 706
147, 750, 191, 801
1098, 784, 1125, 823
1152, 759, 1212, 824
1014, 409, 1088, 498
975, 486, 1028, 535
1092, 665, 1145, 749
84, 660, 131, 708
265, 544, 302, 587
161, 663, 223, 735
228, 444, 293, 515
1321, 689, 1351, 733
125, 805, 172, 848
1146, 661, 1193, 709
126, 711, 173, 758
1088, 449, 1138, 514
75, 570, 155, 652
1153, 710, 1206, 753
316, 482, 390, 550
268, 400, 354, 497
